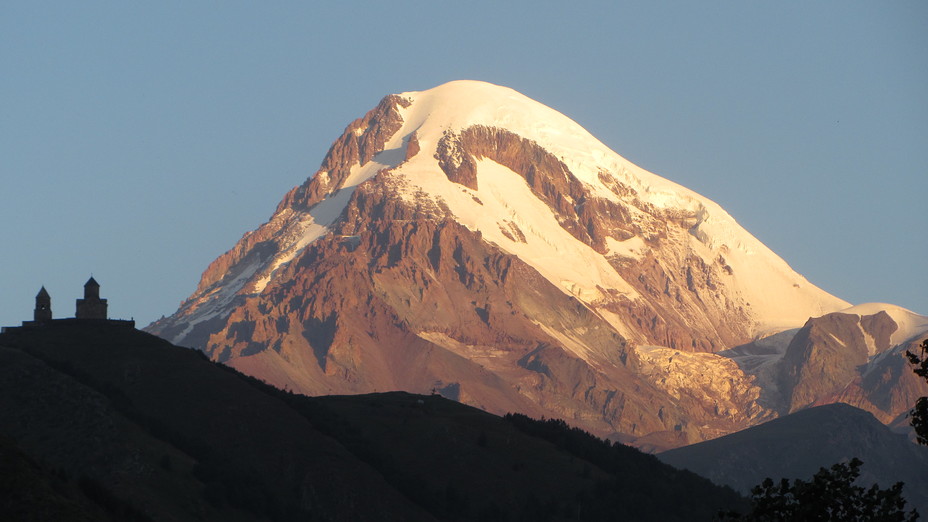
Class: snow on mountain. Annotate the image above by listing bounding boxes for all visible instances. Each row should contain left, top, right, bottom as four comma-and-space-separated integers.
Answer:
838, 302, 928, 347
155, 81, 846, 349
384, 81, 846, 334
146, 80, 889, 448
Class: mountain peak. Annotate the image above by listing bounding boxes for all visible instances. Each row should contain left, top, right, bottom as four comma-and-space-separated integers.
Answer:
394, 80, 650, 198
398, 79, 587, 137
146, 82, 857, 447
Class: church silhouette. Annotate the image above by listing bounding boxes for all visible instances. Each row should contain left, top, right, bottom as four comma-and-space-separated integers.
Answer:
2, 277, 134, 333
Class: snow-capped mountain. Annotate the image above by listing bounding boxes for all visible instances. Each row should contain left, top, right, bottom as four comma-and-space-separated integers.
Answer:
147, 81, 924, 449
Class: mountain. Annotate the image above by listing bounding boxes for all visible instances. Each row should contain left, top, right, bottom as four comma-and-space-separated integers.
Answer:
0, 321, 746, 521
722, 303, 928, 433
658, 403, 928, 516
147, 80, 922, 449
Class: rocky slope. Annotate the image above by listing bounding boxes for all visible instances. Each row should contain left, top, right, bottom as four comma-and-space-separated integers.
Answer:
147, 80, 923, 449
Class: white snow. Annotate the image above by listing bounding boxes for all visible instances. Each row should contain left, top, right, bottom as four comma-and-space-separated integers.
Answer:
826, 332, 847, 347
390, 80, 848, 334
858, 323, 878, 356
605, 236, 646, 260
250, 126, 411, 294
398, 156, 639, 304
169, 257, 264, 344
251, 213, 328, 293
837, 302, 928, 346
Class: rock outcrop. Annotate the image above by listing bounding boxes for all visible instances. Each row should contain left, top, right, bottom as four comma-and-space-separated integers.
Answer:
724, 305, 928, 431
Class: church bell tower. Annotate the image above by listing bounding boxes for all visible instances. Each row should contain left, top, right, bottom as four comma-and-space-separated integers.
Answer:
75, 277, 108, 319
34, 286, 51, 323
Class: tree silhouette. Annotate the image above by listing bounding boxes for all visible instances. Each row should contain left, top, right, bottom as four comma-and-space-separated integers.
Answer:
905, 338, 928, 445
722, 458, 917, 521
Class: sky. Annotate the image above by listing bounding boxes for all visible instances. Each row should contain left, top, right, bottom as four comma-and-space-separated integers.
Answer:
1, 2, 926, 329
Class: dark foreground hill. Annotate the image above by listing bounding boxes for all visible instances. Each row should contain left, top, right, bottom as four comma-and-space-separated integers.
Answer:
658, 403, 928, 515
0, 322, 744, 521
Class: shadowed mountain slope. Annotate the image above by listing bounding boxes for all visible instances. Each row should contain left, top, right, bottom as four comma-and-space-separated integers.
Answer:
0, 322, 427, 521
0, 322, 745, 521
658, 403, 928, 516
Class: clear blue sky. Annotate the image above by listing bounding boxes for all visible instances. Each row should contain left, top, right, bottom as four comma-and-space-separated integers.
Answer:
2, 2, 926, 328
